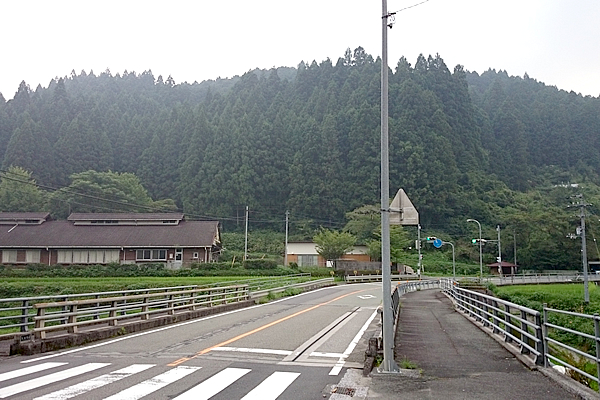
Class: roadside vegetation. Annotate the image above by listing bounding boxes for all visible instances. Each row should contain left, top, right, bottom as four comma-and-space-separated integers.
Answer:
491, 283, 600, 390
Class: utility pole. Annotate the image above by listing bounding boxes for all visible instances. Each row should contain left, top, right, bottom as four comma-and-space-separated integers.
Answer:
497, 225, 502, 276
568, 194, 590, 303
380, 0, 399, 373
284, 210, 289, 267
244, 206, 249, 261
417, 224, 422, 272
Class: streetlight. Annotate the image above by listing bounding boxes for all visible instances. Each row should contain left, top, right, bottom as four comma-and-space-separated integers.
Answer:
467, 219, 483, 279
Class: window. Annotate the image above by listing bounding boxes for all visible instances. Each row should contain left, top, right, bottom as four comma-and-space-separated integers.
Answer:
25, 250, 40, 263
298, 255, 318, 266
136, 249, 167, 261
193, 252, 199, 259
2, 250, 17, 263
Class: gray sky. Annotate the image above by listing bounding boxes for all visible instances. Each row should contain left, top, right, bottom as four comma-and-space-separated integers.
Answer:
2, 0, 599, 99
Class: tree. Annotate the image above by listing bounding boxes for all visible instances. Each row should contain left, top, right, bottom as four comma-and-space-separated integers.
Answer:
0, 166, 46, 211
48, 170, 176, 218
313, 229, 356, 261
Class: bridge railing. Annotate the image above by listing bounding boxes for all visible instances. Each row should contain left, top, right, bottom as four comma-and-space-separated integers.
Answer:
32, 284, 250, 340
543, 306, 600, 390
0, 274, 324, 341
441, 279, 545, 365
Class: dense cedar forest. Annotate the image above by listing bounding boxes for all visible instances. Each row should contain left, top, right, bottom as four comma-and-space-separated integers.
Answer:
1, 47, 600, 270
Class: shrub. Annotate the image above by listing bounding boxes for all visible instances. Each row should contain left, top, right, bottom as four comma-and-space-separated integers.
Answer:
243, 259, 278, 270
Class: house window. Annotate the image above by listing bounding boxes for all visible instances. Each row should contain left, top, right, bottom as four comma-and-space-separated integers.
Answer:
298, 255, 318, 266
193, 252, 199, 259
2, 250, 17, 263
136, 249, 167, 261
25, 250, 41, 263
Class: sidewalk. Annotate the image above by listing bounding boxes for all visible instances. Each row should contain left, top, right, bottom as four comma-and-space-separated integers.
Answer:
365, 289, 593, 399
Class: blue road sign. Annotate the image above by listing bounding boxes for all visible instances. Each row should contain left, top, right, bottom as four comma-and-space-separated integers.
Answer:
433, 238, 443, 248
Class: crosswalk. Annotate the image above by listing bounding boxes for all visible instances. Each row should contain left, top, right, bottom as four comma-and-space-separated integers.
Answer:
0, 362, 302, 400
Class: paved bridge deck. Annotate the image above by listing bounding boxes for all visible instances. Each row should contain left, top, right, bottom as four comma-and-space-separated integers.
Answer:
366, 289, 588, 399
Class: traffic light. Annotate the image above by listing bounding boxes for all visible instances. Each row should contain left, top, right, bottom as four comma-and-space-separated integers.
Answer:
496, 256, 501, 262
415, 240, 420, 249
471, 239, 477, 244
426, 237, 437, 243
471, 239, 487, 244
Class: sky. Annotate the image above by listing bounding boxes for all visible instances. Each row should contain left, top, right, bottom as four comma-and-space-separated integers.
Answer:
2, 0, 599, 100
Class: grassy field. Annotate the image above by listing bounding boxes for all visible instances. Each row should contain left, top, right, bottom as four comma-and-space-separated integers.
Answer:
0, 275, 319, 298
493, 282, 600, 313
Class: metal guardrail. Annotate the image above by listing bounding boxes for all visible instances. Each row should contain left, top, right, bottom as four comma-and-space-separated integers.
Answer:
543, 306, 600, 390
441, 279, 545, 366
0, 274, 318, 340
483, 273, 600, 286
30, 285, 249, 339
250, 277, 334, 299
345, 274, 418, 283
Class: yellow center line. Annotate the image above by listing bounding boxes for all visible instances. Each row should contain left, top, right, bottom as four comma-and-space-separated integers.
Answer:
167, 289, 367, 367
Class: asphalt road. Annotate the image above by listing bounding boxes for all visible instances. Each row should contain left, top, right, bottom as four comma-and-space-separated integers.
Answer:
0, 283, 382, 400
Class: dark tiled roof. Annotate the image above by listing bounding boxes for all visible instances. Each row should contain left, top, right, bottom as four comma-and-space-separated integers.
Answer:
0, 220, 220, 248
67, 213, 185, 221
0, 212, 51, 221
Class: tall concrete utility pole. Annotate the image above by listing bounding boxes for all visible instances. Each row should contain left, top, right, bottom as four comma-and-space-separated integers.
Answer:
380, 0, 399, 373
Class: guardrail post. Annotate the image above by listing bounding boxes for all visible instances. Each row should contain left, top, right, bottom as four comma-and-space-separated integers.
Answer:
109, 301, 118, 326
20, 300, 29, 332
504, 304, 512, 343
68, 304, 78, 334
492, 300, 500, 334
168, 294, 175, 315
520, 310, 529, 354
594, 313, 600, 391
35, 307, 46, 339
534, 312, 544, 366
141, 296, 149, 320
542, 303, 548, 368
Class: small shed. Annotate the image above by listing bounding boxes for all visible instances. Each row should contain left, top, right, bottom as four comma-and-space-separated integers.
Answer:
487, 261, 518, 275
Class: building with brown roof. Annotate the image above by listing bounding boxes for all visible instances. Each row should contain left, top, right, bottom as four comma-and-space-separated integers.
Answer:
0, 212, 221, 268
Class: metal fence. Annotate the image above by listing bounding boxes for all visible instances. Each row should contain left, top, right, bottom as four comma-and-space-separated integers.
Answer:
31, 285, 250, 339
0, 274, 321, 340
441, 279, 600, 392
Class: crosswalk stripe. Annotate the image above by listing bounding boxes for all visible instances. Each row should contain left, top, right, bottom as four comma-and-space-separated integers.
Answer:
240, 371, 300, 400
33, 364, 156, 400
0, 362, 67, 383
173, 367, 251, 400
103, 366, 200, 400
0, 363, 110, 399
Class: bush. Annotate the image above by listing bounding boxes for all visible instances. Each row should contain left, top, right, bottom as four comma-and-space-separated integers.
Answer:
243, 259, 278, 270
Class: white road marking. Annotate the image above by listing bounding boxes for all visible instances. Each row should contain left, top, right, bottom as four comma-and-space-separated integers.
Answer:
33, 364, 155, 400
240, 371, 300, 400
358, 295, 376, 299
329, 307, 379, 376
103, 366, 200, 400
0, 362, 67, 382
173, 367, 250, 400
0, 363, 110, 399
213, 347, 292, 356
309, 352, 346, 358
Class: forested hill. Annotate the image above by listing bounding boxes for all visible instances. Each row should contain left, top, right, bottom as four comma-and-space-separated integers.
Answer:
1, 48, 599, 233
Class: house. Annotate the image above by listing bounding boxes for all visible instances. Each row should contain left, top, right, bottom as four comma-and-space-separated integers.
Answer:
285, 241, 371, 267
0, 212, 221, 268
487, 261, 518, 275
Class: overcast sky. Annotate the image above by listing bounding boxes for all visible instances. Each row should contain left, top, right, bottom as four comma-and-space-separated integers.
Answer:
2, 0, 599, 100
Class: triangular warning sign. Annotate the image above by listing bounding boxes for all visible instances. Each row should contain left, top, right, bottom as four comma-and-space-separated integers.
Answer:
389, 189, 419, 225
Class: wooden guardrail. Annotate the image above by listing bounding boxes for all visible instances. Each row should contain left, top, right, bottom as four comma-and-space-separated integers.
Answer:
32, 285, 249, 339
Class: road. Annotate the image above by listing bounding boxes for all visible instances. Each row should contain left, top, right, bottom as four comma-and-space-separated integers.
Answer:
0, 283, 381, 399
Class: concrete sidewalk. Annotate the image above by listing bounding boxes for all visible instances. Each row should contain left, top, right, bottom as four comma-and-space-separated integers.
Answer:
365, 289, 594, 399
